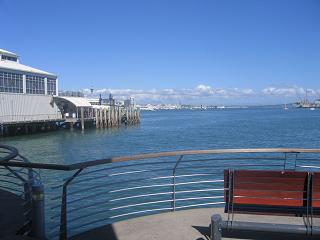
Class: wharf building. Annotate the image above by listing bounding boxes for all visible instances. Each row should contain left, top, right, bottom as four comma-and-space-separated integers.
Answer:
0, 49, 63, 135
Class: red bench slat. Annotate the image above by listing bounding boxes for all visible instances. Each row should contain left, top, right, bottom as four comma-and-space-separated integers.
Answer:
224, 170, 307, 208
313, 172, 320, 208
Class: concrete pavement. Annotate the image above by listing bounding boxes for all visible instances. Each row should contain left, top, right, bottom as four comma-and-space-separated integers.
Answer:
71, 207, 320, 240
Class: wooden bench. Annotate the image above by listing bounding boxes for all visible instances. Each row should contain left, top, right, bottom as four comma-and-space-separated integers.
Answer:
211, 169, 320, 240
312, 172, 320, 216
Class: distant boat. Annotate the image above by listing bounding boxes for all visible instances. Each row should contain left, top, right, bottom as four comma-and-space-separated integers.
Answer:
310, 107, 315, 111
284, 104, 288, 110
296, 90, 320, 108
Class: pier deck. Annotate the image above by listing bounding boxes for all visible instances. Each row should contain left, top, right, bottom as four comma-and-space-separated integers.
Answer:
71, 208, 320, 240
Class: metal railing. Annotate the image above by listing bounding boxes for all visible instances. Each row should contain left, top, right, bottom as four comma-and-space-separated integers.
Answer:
0, 145, 42, 237
1, 148, 320, 239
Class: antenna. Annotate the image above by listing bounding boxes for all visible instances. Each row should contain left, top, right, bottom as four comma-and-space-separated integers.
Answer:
306, 88, 308, 102
90, 79, 94, 95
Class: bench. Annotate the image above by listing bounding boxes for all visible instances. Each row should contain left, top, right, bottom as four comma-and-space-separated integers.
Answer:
211, 169, 320, 240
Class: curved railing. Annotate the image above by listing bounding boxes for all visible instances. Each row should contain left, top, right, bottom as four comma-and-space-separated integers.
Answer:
0, 145, 41, 237
2, 148, 320, 240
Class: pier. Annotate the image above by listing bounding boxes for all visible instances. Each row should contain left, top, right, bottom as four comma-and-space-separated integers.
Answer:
0, 96, 141, 136
0, 89, 140, 137
0, 48, 140, 137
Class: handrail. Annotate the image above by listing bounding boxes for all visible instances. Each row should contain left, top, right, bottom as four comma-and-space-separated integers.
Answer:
1, 148, 320, 170
0, 144, 19, 161
0, 145, 43, 238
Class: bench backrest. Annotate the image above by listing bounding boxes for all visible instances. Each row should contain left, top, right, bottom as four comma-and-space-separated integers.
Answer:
313, 172, 320, 208
224, 170, 309, 213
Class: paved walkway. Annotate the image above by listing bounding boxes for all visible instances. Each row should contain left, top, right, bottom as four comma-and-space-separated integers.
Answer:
71, 208, 320, 240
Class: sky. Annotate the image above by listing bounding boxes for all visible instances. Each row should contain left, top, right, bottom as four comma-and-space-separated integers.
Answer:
1, 0, 320, 104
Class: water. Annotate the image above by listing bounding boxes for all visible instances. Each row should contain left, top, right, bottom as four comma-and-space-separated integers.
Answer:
1, 107, 320, 237
1, 108, 320, 163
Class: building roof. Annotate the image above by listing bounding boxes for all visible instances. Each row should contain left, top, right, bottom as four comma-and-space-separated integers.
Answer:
0, 49, 17, 57
0, 59, 56, 77
54, 96, 93, 108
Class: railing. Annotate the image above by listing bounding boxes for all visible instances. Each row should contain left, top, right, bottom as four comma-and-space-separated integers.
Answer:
1, 148, 320, 240
0, 145, 42, 237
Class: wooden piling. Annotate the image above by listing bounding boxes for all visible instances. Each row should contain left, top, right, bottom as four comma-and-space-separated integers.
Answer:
95, 108, 99, 128
100, 108, 103, 128
80, 107, 85, 131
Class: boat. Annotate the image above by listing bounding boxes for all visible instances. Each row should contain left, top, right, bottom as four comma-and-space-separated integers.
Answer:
284, 104, 288, 110
296, 90, 320, 108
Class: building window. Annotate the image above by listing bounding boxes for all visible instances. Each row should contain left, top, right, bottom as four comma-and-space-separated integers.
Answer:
26, 75, 45, 94
1, 55, 18, 62
0, 71, 23, 93
47, 78, 57, 95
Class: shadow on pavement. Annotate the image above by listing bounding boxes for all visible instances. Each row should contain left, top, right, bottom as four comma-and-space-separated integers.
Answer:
192, 226, 210, 240
0, 189, 24, 238
70, 224, 118, 240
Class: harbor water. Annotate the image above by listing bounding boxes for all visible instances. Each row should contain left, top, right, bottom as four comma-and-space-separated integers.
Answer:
2, 107, 320, 163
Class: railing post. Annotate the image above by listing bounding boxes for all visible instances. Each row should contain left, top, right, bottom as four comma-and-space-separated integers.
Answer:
31, 183, 46, 240
60, 184, 68, 240
211, 214, 222, 240
59, 169, 83, 240
172, 155, 183, 211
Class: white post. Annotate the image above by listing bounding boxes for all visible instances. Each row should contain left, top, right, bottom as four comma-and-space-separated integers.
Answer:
55, 78, 59, 96
23, 74, 26, 94
44, 77, 48, 95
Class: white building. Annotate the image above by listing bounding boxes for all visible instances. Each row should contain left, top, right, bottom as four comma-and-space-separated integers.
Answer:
0, 49, 62, 124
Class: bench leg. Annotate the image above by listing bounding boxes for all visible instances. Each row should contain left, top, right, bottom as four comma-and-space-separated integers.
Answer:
211, 214, 222, 240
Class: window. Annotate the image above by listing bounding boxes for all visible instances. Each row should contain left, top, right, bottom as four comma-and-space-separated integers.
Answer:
47, 78, 57, 95
0, 71, 23, 93
26, 75, 45, 94
1, 55, 18, 62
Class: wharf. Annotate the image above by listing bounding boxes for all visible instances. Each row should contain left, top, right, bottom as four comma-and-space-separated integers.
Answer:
71, 208, 320, 240
0, 103, 140, 136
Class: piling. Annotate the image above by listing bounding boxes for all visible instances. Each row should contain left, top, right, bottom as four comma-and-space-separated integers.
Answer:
104, 109, 107, 128
95, 108, 99, 128
80, 107, 84, 131
100, 108, 103, 128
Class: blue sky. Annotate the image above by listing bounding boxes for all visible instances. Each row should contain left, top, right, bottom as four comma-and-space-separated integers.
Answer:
1, 0, 320, 104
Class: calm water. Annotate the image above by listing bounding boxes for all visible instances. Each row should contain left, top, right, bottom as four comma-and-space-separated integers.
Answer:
1, 108, 320, 237
1, 107, 320, 163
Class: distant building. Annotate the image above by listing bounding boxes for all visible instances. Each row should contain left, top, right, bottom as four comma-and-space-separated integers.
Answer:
59, 91, 84, 97
124, 97, 134, 108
